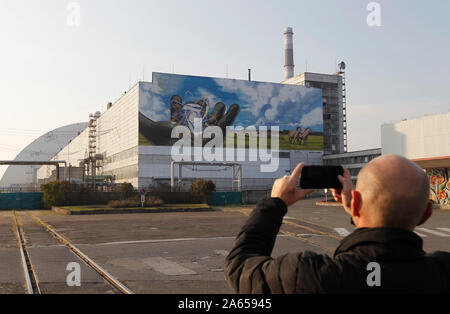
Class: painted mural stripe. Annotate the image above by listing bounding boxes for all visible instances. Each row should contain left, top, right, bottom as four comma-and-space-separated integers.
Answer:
436, 228, 450, 234
142, 257, 197, 276
416, 228, 450, 237
334, 228, 350, 237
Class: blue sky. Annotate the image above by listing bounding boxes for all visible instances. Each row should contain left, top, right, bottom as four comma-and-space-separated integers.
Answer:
1, 0, 449, 178
140, 73, 323, 131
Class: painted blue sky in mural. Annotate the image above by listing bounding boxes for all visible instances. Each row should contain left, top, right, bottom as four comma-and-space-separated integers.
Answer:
140, 73, 323, 132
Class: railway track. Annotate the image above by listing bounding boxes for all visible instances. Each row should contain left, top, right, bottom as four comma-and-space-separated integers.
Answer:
13, 211, 134, 294
13, 212, 41, 294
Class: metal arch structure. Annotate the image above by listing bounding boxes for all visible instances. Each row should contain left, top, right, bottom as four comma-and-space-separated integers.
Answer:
170, 161, 242, 192
0, 161, 67, 182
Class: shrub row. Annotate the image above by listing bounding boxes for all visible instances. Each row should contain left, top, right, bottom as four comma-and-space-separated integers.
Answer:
41, 179, 216, 207
40, 181, 136, 208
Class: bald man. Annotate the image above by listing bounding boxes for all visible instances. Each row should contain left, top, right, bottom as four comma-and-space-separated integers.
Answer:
225, 155, 450, 293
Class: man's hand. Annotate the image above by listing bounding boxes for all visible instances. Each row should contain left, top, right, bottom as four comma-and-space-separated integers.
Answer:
271, 163, 314, 207
330, 169, 353, 214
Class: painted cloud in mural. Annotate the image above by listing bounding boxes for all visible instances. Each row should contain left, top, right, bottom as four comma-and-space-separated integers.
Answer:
142, 73, 323, 129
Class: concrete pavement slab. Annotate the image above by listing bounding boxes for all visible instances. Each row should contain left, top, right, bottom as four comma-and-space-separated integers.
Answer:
15, 212, 118, 294
32, 211, 248, 244
0, 212, 26, 294
0, 248, 26, 294
76, 235, 329, 294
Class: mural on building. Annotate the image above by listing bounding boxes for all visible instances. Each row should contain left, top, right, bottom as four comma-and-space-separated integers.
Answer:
427, 168, 450, 204
139, 73, 324, 150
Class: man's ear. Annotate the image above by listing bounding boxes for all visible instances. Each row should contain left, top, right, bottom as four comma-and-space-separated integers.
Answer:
351, 190, 362, 218
417, 200, 433, 226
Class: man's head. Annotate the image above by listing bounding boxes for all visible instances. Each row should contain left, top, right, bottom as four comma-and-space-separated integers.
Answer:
350, 155, 432, 231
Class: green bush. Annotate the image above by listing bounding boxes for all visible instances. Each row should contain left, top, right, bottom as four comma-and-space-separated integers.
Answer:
189, 179, 216, 201
40, 181, 73, 208
40, 181, 138, 207
115, 183, 135, 199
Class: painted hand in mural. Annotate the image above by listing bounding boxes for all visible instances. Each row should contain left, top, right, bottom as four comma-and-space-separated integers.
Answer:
139, 95, 240, 146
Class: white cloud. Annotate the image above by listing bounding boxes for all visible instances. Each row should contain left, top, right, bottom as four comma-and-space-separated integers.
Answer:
300, 107, 323, 128
140, 82, 169, 121
255, 118, 265, 126
265, 108, 277, 120
214, 78, 275, 118
196, 87, 220, 107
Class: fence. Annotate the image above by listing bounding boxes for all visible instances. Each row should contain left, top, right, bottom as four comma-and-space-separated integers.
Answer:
209, 192, 243, 206
0, 187, 41, 193
0, 192, 43, 210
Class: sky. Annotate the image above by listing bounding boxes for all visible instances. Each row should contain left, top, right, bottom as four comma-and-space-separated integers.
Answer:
1, 0, 449, 178
141, 73, 323, 130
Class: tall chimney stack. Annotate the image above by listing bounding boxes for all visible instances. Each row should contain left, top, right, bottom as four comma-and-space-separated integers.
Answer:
284, 27, 294, 80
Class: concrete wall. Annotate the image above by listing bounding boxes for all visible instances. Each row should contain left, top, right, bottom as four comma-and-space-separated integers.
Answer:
37, 84, 140, 187
138, 146, 323, 190
381, 112, 450, 205
138, 146, 295, 190
99, 83, 139, 186
381, 112, 450, 159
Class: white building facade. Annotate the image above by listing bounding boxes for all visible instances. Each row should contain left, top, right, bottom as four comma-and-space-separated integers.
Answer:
381, 112, 450, 205
38, 74, 327, 191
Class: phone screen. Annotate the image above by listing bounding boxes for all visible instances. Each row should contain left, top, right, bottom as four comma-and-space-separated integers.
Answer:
300, 166, 344, 189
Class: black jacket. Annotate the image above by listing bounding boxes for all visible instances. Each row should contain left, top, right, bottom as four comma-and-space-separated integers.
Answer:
225, 198, 450, 294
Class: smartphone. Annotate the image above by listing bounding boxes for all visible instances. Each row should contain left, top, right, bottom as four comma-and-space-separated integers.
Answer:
300, 165, 344, 189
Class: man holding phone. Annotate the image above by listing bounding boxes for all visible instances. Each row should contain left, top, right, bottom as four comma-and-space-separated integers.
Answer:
225, 155, 450, 293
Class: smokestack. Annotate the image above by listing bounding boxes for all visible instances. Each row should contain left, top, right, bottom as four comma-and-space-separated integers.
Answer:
284, 27, 294, 80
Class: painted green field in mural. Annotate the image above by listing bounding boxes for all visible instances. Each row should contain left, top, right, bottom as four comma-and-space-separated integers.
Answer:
224, 134, 324, 150
140, 132, 324, 151
278, 134, 324, 150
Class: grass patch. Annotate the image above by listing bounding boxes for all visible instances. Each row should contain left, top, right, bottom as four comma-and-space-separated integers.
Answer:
59, 204, 210, 212
225, 134, 324, 151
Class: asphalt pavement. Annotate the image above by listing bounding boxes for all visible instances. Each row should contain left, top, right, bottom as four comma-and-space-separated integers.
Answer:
0, 198, 449, 294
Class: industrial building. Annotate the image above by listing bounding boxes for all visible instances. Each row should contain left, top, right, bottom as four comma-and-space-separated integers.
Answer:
10, 27, 351, 192
36, 72, 331, 191
382, 112, 450, 205
323, 148, 382, 181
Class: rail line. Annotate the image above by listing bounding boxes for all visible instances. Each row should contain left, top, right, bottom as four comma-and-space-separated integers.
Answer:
13, 211, 134, 294
13, 212, 41, 294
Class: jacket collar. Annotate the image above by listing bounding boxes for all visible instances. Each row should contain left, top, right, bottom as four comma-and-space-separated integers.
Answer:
334, 227, 426, 260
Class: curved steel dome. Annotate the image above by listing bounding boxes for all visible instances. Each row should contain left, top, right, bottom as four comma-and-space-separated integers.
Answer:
0, 122, 88, 187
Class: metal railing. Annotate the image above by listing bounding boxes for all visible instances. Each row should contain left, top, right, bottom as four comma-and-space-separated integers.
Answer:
0, 187, 42, 193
